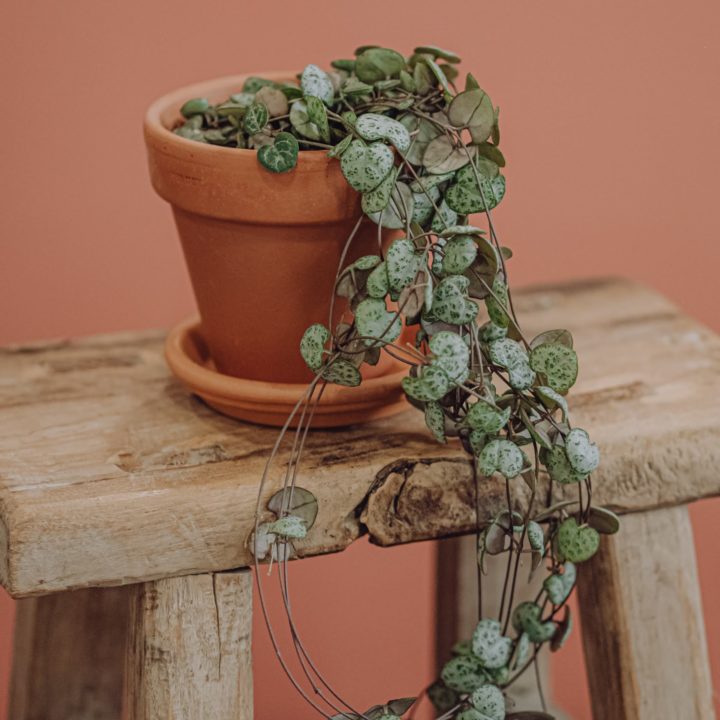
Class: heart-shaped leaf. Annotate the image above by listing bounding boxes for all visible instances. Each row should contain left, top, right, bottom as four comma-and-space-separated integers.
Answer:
355, 113, 411, 153
431, 199, 459, 233
355, 47, 406, 83
355, 298, 401, 346
387, 238, 422, 292
268, 487, 319, 529
542, 445, 587, 484
411, 186, 441, 225
342, 77, 374, 97
425, 401, 447, 443
402, 365, 451, 402
299, 323, 329, 371
322, 359, 361, 387
423, 135, 475, 174
564, 428, 600, 474
290, 99, 323, 141
543, 562, 576, 605
588, 506, 620, 534
489, 338, 536, 390
300, 64, 334, 105
180, 97, 210, 117
243, 102, 269, 135
529, 343, 578, 394
471, 619, 513, 669
530, 329, 573, 350
485, 277, 510, 328
557, 518, 600, 563
448, 88, 495, 143
527, 520, 545, 552
254, 86, 289, 117
446, 173, 506, 214
512, 602, 557, 644
362, 168, 399, 214
305, 96, 331, 143
427, 681, 459, 713
366, 261, 389, 298
429, 331, 470, 385
470, 684, 505, 720
465, 400, 510, 433
367, 182, 414, 229
410, 172, 456, 195
478, 439, 527, 479
483, 516, 510, 555
444, 235, 478, 274
469, 429, 488, 455
265, 515, 307, 539
433, 276, 479, 325
535, 386, 569, 420
341, 139, 395, 193
441, 655, 488, 693
258, 131, 299, 173
476, 142, 506, 168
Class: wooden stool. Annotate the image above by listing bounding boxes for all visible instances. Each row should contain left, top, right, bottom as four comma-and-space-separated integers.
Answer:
0, 278, 717, 719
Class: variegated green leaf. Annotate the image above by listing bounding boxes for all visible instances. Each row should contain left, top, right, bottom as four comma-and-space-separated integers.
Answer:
340, 140, 395, 193
299, 323, 329, 371
355, 113, 411, 152
300, 64, 334, 105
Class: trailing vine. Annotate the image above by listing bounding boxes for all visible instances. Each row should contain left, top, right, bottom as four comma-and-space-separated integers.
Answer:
178, 44, 619, 720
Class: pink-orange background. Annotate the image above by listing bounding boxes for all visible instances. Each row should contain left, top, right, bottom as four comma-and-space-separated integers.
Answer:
1, 1, 719, 717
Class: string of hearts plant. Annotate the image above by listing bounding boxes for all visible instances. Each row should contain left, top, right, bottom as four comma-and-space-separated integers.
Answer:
177, 44, 619, 720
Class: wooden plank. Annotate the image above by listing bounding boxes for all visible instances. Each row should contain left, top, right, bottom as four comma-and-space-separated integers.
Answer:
577, 505, 715, 719
1, 278, 720, 596
125, 569, 253, 720
9, 586, 128, 720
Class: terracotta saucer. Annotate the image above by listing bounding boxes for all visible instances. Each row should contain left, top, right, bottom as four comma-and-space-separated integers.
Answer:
165, 317, 410, 428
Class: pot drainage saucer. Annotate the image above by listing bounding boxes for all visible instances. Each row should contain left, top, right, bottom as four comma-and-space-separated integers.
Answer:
165, 317, 410, 428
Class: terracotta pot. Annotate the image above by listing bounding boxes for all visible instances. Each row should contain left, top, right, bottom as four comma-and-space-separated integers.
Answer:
144, 73, 409, 426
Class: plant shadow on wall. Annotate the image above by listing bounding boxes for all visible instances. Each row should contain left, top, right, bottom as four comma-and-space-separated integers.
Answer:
174, 45, 616, 720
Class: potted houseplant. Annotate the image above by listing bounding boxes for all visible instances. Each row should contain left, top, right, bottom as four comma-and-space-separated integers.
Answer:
145, 71, 408, 426
157, 45, 617, 720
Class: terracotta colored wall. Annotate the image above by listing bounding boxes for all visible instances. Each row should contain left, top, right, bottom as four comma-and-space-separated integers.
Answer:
1, 1, 719, 717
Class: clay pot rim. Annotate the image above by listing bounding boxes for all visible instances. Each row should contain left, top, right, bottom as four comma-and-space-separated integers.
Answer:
144, 71, 333, 165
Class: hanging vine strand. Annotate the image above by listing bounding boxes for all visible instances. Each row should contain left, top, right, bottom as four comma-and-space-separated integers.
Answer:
178, 44, 618, 720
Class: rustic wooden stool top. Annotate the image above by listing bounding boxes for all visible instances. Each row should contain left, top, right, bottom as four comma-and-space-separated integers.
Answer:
1, 278, 718, 719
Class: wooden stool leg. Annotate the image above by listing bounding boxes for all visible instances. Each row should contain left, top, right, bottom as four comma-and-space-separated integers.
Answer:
436, 537, 567, 718
9, 586, 129, 720
577, 505, 715, 719
125, 569, 253, 720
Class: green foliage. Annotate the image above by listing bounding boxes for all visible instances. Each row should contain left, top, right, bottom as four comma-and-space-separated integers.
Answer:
220, 46, 612, 720
471, 619, 513, 669
557, 518, 601, 562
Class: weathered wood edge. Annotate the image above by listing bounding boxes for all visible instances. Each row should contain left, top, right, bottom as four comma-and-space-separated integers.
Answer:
2, 277, 720, 597
4, 443, 720, 598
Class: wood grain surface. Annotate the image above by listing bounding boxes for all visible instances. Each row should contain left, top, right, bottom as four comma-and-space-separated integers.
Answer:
1, 278, 719, 596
